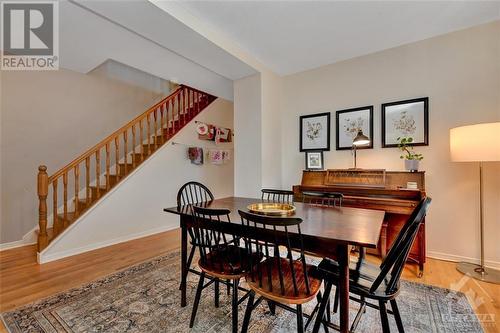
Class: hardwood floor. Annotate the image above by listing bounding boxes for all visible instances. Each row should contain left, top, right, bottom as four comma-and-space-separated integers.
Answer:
1, 229, 498, 332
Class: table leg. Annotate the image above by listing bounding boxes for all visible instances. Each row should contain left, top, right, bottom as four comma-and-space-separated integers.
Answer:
338, 244, 350, 333
180, 217, 188, 307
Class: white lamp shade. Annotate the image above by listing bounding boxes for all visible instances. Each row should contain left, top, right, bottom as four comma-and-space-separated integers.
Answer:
450, 122, 500, 162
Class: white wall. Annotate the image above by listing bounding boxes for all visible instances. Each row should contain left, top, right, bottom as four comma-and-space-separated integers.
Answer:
59, 0, 234, 100
261, 72, 284, 190
281, 21, 500, 267
40, 99, 234, 262
234, 74, 262, 198
1, 69, 163, 244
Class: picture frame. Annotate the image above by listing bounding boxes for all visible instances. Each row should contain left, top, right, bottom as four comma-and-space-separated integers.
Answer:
305, 151, 324, 170
381, 97, 429, 148
335, 106, 374, 150
299, 112, 331, 151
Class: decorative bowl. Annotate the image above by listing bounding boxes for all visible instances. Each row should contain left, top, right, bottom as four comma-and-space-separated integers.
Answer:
247, 203, 296, 216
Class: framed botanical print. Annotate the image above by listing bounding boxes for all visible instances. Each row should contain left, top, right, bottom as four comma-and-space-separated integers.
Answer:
336, 106, 374, 150
305, 151, 324, 170
382, 97, 429, 147
299, 112, 330, 151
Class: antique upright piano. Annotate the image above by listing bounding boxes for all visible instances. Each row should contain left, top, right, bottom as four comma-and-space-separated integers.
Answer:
293, 169, 426, 276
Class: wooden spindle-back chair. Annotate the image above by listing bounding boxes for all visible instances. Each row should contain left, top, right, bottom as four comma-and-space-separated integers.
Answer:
176, 182, 214, 285
261, 188, 295, 203
189, 206, 257, 333
312, 197, 432, 333
238, 210, 323, 333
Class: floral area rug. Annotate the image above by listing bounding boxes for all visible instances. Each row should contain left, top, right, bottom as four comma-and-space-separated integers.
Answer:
2, 250, 483, 332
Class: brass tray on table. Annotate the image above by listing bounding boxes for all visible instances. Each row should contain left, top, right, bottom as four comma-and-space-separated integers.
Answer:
247, 203, 296, 216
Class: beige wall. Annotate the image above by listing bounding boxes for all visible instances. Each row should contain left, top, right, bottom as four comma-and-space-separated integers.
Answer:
1, 69, 163, 243
234, 74, 262, 197
281, 21, 500, 267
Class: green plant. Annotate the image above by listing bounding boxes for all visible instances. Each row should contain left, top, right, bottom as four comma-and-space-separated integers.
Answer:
397, 137, 424, 160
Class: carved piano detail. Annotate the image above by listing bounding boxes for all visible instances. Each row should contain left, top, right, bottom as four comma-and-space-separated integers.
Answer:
293, 169, 426, 276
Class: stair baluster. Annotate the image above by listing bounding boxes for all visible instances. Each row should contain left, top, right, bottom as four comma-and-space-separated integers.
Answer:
63, 172, 68, 225
153, 108, 158, 149
37, 166, 49, 251
139, 120, 144, 159
115, 137, 120, 180
95, 150, 100, 199
124, 131, 128, 174
85, 157, 90, 205
147, 113, 151, 154
106, 143, 111, 190
74, 165, 79, 215
132, 125, 136, 168
52, 179, 58, 234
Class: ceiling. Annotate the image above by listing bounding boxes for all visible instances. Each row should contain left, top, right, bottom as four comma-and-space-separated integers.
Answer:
73, 0, 257, 81
58, 1, 240, 100
175, 1, 500, 76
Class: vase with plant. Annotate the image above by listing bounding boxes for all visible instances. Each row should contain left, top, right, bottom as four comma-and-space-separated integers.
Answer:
397, 137, 423, 172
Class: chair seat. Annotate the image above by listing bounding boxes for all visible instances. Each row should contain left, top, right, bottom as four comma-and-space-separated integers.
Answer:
245, 257, 322, 305
199, 245, 261, 279
318, 258, 399, 300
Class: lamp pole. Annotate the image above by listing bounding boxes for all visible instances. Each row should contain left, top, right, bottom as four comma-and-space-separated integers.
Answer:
451, 122, 500, 284
352, 144, 358, 169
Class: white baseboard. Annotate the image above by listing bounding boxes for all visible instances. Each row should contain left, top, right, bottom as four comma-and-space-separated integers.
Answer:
427, 251, 500, 270
37, 224, 177, 264
0, 229, 37, 251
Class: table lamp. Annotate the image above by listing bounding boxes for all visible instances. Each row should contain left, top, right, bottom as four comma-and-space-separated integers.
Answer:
352, 130, 370, 168
450, 121, 500, 284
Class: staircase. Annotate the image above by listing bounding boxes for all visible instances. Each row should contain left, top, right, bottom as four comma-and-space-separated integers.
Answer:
36, 85, 216, 252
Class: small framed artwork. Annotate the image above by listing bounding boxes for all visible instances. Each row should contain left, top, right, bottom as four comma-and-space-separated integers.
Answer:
299, 112, 331, 151
336, 106, 374, 150
382, 97, 429, 147
305, 151, 324, 170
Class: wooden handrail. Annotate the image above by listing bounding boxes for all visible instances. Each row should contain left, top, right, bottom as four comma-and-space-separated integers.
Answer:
48, 86, 183, 181
37, 84, 216, 252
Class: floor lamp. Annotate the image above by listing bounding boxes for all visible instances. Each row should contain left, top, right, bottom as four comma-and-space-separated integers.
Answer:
450, 122, 500, 284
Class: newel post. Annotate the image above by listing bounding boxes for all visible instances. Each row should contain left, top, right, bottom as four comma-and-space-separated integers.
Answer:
37, 165, 49, 251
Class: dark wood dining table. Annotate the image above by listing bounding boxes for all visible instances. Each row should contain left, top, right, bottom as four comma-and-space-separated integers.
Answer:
164, 197, 385, 333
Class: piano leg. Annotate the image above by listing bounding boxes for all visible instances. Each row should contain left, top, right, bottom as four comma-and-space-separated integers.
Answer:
418, 263, 424, 278
380, 222, 388, 259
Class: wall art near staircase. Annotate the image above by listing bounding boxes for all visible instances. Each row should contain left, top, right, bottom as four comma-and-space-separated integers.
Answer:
382, 97, 429, 147
300, 112, 330, 151
196, 121, 232, 144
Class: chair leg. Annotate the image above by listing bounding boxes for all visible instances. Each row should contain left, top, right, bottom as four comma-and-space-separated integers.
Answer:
297, 304, 304, 333
390, 299, 405, 333
266, 300, 276, 315
350, 299, 366, 332
326, 299, 331, 322
231, 279, 239, 333
241, 291, 255, 333
227, 279, 231, 295
312, 281, 333, 333
379, 300, 391, 333
305, 292, 322, 329
333, 286, 339, 313
214, 278, 220, 308
189, 272, 205, 328
179, 245, 196, 290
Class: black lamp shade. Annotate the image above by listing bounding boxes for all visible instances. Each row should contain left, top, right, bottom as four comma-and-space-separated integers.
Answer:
353, 130, 370, 146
